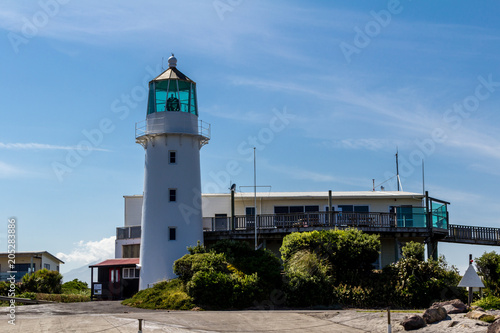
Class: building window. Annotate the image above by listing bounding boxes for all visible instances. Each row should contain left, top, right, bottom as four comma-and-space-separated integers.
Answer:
123, 268, 140, 279
122, 244, 140, 258
110, 269, 120, 283
169, 151, 176, 164
169, 227, 176, 240
169, 189, 177, 202
44, 263, 50, 270
246, 207, 255, 221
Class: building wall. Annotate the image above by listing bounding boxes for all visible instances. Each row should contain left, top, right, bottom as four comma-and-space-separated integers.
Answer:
115, 238, 141, 258
40, 255, 62, 271
124, 196, 143, 227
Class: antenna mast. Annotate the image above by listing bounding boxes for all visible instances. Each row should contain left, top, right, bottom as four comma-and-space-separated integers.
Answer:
395, 149, 400, 191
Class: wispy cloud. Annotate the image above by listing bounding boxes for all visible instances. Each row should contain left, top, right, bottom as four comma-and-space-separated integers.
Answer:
56, 236, 115, 265
0, 142, 109, 151
0, 161, 28, 178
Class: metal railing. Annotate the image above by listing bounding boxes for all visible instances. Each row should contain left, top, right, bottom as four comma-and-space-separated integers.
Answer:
116, 226, 141, 240
135, 118, 211, 140
446, 224, 500, 244
205, 211, 436, 232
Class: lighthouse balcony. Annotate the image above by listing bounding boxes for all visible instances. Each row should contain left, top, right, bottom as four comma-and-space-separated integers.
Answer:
135, 112, 210, 146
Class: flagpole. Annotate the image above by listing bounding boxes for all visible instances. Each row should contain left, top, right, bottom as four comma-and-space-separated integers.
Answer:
254, 147, 257, 250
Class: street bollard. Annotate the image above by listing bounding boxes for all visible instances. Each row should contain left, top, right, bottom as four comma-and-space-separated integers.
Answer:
387, 308, 391, 333
138, 318, 144, 333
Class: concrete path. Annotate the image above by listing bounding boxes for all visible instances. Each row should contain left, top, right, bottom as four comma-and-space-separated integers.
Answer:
0, 301, 365, 332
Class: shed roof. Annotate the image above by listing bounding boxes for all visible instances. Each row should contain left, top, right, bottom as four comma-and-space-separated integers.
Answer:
89, 258, 139, 268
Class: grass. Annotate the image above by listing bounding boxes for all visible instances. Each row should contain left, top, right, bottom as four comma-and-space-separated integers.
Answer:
122, 279, 196, 310
480, 315, 496, 323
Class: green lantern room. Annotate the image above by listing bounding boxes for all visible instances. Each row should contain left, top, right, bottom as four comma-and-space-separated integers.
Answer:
147, 54, 198, 116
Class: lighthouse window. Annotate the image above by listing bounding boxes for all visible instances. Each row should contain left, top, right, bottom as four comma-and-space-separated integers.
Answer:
169, 189, 177, 202
169, 151, 176, 164
169, 227, 176, 241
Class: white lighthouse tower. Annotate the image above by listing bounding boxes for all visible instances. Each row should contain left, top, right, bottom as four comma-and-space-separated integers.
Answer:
136, 55, 210, 290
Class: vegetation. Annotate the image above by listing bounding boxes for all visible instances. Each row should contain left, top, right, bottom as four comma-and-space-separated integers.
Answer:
475, 251, 500, 297
122, 279, 195, 310
123, 231, 467, 310
62, 279, 89, 295
174, 240, 281, 309
473, 295, 500, 310
21, 268, 63, 294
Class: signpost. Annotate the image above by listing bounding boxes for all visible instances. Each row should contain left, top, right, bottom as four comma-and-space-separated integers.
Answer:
458, 254, 485, 306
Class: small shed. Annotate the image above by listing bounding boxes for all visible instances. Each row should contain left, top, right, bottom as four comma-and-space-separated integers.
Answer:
89, 258, 140, 300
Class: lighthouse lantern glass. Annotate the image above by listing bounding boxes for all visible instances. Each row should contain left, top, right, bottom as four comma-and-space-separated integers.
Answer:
147, 80, 198, 116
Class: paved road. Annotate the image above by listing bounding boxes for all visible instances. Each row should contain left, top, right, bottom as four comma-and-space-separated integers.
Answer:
0, 301, 365, 332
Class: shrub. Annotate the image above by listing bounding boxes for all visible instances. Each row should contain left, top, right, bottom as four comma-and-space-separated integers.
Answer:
389, 256, 463, 308
210, 240, 282, 290
332, 284, 373, 308
280, 229, 380, 285
475, 252, 500, 297
36, 293, 90, 303
473, 295, 500, 310
186, 270, 235, 309
283, 250, 332, 306
122, 279, 194, 310
21, 269, 62, 294
402, 241, 425, 261
62, 279, 88, 293
173, 252, 228, 283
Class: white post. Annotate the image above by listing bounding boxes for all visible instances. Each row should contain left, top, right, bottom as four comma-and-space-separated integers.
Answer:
254, 147, 257, 250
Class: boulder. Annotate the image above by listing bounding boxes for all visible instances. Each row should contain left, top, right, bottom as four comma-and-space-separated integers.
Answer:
423, 305, 448, 324
433, 299, 468, 314
401, 315, 426, 331
488, 320, 500, 333
466, 310, 488, 320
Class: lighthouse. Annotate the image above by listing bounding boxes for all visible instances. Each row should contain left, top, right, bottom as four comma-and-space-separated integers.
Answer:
136, 55, 210, 290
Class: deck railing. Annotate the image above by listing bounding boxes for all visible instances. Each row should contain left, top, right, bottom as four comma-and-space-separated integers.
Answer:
446, 224, 500, 244
205, 211, 441, 232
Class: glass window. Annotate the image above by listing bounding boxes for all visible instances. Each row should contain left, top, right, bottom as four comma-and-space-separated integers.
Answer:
169, 227, 176, 241
123, 244, 140, 258
169, 151, 176, 164
169, 189, 177, 202
130, 226, 141, 238
305, 205, 319, 212
44, 263, 50, 270
290, 206, 304, 213
274, 206, 288, 214
123, 268, 139, 279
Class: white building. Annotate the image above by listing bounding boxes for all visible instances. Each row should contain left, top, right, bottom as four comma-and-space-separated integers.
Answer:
116, 190, 449, 269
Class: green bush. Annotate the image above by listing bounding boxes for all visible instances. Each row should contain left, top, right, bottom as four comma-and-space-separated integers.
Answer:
122, 279, 194, 310
332, 284, 373, 308
473, 295, 500, 310
62, 279, 88, 294
36, 293, 90, 303
174, 252, 228, 283
283, 250, 332, 306
281, 229, 380, 285
21, 269, 62, 294
475, 252, 500, 297
402, 241, 425, 261
388, 256, 463, 308
186, 270, 235, 309
210, 240, 282, 290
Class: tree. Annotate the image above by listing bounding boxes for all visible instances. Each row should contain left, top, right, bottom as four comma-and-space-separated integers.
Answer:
475, 251, 500, 297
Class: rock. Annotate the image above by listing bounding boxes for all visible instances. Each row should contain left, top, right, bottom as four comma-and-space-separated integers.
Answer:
448, 320, 459, 327
471, 305, 485, 312
489, 320, 500, 332
433, 299, 468, 314
466, 310, 488, 320
401, 315, 426, 331
423, 305, 448, 324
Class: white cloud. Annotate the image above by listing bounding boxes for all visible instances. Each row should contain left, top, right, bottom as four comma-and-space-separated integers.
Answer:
0, 142, 109, 151
57, 236, 115, 265
0, 161, 28, 178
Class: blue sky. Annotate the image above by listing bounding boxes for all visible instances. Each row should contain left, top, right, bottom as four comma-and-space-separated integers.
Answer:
1, 0, 500, 277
